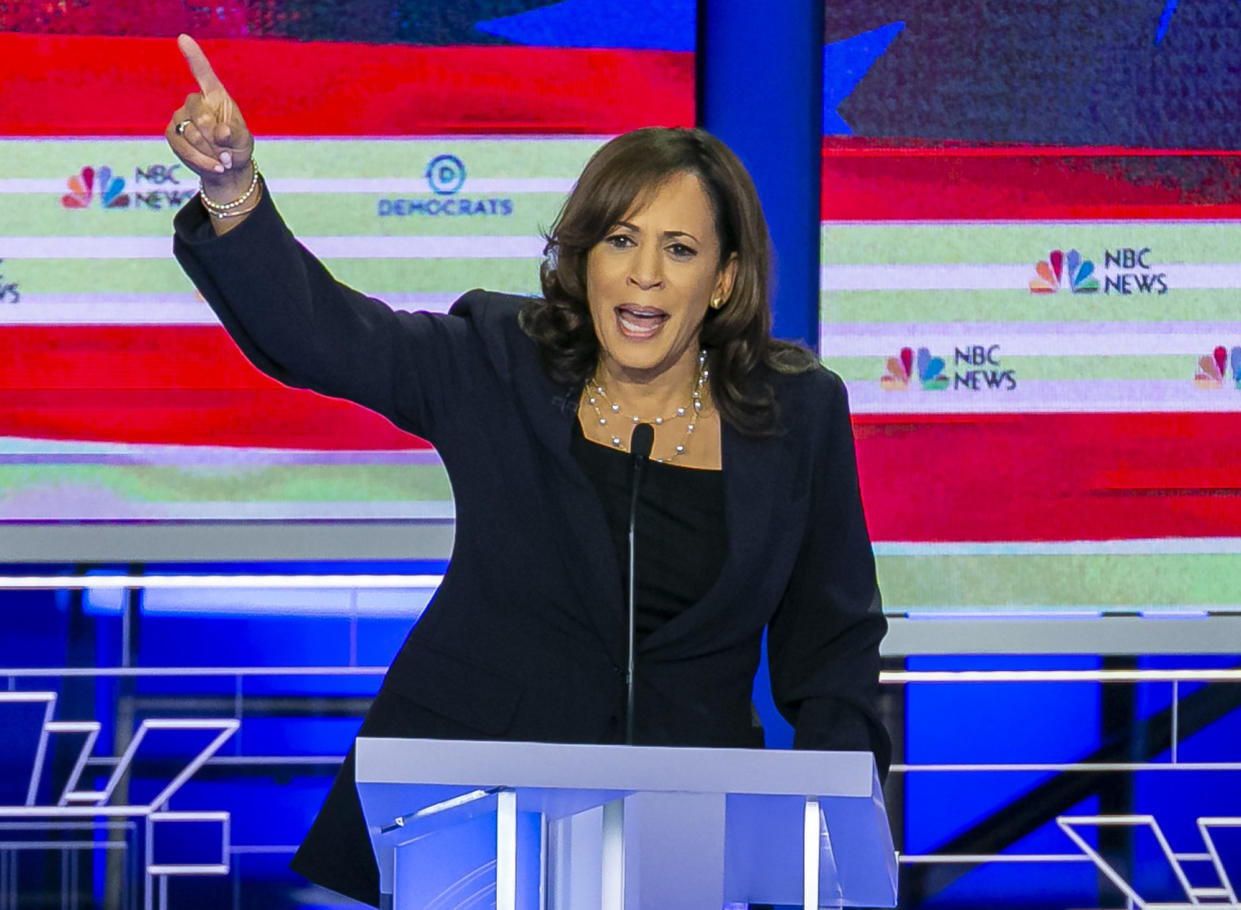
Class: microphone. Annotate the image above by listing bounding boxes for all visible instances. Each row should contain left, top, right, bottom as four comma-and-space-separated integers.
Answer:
629, 422, 654, 460
625, 423, 654, 745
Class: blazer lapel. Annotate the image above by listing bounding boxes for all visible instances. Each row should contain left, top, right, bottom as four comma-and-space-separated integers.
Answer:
510, 352, 629, 666
639, 420, 785, 654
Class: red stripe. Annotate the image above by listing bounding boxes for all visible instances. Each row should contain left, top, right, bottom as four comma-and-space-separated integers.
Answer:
0, 390, 431, 450
3, 326, 286, 391
0, 34, 693, 136
822, 137, 1241, 220
854, 412, 1241, 542
0, 327, 429, 449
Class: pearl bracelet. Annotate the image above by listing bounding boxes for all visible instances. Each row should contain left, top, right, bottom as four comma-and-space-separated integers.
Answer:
200, 159, 260, 216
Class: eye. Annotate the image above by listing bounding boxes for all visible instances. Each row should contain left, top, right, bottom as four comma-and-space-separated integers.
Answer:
667, 242, 697, 259
604, 233, 634, 249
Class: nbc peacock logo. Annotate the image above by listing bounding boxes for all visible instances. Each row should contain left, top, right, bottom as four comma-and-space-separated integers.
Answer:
881, 346, 949, 391
1029, 249, 1098, 294
1194, 345, 1241, 389
61, 167, 129, 209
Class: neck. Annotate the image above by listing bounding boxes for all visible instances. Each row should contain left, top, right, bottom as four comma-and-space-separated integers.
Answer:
595, 349, 704, 417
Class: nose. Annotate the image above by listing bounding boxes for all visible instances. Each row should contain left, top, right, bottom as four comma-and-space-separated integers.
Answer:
627, 242, 665, 291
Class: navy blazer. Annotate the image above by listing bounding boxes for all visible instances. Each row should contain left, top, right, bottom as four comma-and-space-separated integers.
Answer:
174, 190, 889, 903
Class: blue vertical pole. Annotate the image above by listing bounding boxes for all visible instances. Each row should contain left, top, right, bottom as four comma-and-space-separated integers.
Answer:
697, 0, 823, 351
699, 0, 822, 747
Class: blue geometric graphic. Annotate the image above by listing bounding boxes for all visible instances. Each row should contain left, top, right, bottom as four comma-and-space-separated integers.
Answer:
823, 22, 906, 135
476, 0, 695, 52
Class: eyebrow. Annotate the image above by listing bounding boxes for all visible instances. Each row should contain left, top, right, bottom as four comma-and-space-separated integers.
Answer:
614, 221, 701, 244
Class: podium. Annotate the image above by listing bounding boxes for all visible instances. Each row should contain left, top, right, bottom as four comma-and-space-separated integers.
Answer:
356, 737, 896, 910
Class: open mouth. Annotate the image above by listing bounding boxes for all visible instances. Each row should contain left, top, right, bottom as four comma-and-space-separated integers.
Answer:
615, 305, 669, 339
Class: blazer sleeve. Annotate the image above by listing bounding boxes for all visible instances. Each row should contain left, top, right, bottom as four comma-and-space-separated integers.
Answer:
172, 189, 486, 443
766, 370, 891, 776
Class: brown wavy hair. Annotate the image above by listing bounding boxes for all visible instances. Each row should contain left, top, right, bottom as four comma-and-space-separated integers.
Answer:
519, 126, 816, 436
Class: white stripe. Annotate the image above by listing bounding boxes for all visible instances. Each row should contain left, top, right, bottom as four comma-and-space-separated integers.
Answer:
1, 235, 544, 259
823, 263, 1032, 290
821, 262, 1241, 291
882, 669, 1241, 682
843, 379, 1241, 413
274, 177, 573, 194
821, 330, 1241, 357
0, 298, 218, 325
874, 538, 1241, 557
0, 293, 463, 325
0, 501, 454, 521
0, 177, 573, 194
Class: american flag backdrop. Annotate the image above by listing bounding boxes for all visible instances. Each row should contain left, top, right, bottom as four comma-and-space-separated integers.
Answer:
821, 0, 1241, 618
0, 0, 694, 523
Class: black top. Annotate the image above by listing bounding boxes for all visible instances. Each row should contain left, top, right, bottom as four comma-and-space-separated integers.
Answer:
570, 422, 727, 639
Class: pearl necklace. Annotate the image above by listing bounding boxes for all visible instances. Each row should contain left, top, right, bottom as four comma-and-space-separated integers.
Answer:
584, 350, 708, 463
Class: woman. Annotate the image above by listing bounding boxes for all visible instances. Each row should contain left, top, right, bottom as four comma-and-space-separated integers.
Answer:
168, 34, 888, 907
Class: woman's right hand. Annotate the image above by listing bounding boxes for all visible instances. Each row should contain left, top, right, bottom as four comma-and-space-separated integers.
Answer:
166, 34, 255, 201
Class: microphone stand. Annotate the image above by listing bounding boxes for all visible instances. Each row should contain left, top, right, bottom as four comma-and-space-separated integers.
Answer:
626, 422, 654, 745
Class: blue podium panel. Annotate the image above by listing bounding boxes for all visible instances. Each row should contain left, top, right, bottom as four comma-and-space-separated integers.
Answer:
392, 805, 541, 910
355, 738, 896, 909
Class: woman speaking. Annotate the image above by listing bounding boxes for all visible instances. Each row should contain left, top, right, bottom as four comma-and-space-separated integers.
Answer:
167, 34, 889, 907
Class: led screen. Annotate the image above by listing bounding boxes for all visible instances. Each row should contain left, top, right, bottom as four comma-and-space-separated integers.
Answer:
820, 1, 1241, 616
0, 0, 694, 527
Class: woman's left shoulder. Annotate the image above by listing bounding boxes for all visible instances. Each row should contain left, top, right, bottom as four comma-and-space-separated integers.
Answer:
771, 361, 850, 416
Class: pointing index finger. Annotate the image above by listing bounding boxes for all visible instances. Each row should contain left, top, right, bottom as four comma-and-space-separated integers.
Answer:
177, 34, 226, 98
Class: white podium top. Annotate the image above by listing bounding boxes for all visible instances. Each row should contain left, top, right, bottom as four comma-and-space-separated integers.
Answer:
356, 737, 876, 798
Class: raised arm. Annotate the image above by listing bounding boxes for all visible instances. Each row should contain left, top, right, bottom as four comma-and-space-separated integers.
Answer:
167, 36, 485, 442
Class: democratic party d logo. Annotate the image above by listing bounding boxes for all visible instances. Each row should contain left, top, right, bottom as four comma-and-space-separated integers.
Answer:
882, 346, 948, 391
62, 167, 129, 209
1029, 249, 1098, 294
425, 155, 466, 195
1194, 345, 1241, 389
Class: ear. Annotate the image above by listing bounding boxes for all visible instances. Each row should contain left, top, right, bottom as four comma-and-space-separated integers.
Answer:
715, 252, 738, 303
